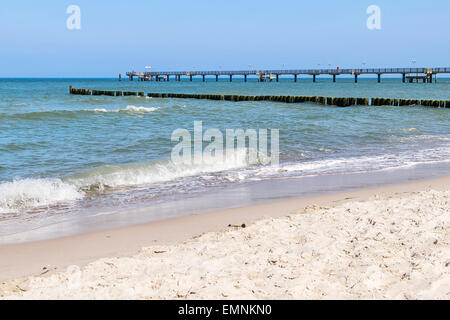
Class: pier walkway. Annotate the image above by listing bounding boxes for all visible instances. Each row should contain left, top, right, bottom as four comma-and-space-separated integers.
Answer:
125, 67, 450, 83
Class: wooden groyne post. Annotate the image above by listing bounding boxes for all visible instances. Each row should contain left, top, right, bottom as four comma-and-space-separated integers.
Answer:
69, 86, 450, 108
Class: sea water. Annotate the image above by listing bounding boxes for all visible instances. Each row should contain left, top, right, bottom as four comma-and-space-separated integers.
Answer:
0, 77, 449, 242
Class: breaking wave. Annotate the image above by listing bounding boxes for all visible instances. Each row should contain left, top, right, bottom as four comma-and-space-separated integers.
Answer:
1, 134, 449, 214
90, 105, 160, 113
0, 148, 253, 213
0, 178, 84, 213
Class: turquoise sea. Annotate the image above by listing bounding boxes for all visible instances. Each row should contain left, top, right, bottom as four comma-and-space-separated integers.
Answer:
0, 78, 449, 242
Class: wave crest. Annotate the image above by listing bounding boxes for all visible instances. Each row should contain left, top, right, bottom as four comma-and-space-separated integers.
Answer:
0, 148, 255, 213
90, 105, 160, 113
67, 148, 253, 190
2, 105, 161, 120
0, 179, 84, 213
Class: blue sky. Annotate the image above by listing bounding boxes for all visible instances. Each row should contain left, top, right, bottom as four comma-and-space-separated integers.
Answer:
0, 0, 449, 77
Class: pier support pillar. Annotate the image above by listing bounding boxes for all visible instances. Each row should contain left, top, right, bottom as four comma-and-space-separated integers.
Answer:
244, 75, 247, 82
294, 74, 297, 82
216, 75, 219, 82
119, 74, 122, 81
276, 74, 279, 82
333, 74, 336, 83
354, 74, 358, 83
313, 74, 316, 83
129, 75, 133, 81
167, 75, 170, 82
202, 75, 205, 82
230, 75, 232, 82
377, 74, 381, 83
402, 73, 406, 83
190, 75, 193, 82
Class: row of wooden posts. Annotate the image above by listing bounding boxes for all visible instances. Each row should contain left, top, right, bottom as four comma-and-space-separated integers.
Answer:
69, 86, 450, 108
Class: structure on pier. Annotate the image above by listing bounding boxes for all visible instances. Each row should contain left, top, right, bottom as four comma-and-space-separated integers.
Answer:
406, 74, 434, 83
125, 67, 450, 83
255, 71, 276, 82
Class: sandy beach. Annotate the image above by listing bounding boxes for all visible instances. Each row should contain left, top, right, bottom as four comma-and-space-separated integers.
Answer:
0, 175, 448, 299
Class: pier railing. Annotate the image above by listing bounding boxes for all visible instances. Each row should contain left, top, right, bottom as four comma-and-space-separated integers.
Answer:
127, 67, 450, 76
124, 67, 449, 83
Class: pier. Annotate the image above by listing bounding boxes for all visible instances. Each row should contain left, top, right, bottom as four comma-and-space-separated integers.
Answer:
125, 67, 450, 83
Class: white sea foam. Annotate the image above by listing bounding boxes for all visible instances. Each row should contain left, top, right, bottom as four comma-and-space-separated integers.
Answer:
251, 145, 450, 179
123, 105, 159, 112
90, 105, 160, 113
0, 178, 84, 213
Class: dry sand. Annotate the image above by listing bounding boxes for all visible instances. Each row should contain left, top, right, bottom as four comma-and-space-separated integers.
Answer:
0, 176, 449, 299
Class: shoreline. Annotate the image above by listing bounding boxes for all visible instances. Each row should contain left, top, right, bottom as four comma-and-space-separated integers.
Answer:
3, 160, 450, 245
0, 174, 448, 284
